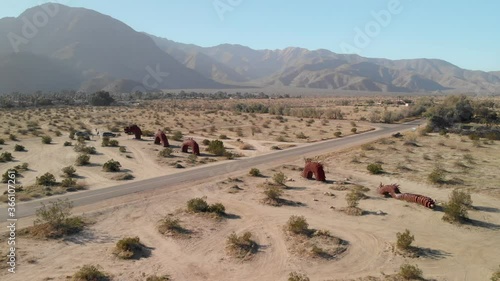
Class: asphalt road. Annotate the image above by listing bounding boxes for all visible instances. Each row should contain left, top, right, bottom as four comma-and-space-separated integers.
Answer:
2, 119, 422, 220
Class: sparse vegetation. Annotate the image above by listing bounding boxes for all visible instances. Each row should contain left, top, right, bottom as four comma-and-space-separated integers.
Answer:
399, 263, 423, 280
288, 272, 310, 281
443, 189, 473, 223
113, 236, 146, 259
207, 139, 226, 156
36, 172, 57, 186
75, 154, 90, 166
14, 144, 25, 151
396, 229, 415, 251
287, 215, 310, 236
0, 152, 14, 162
226, 231, 258, 259
428, 165, 446, 184
158, 147, 173, 157
30, 199, 85, 238
273, 171, 287, 185
72, 264, 109, 281
249, 168, 261, 177
102, 159, 121, 172
367, 163, 383, 174
62, 166, 77, 178
41, 135, 52, 144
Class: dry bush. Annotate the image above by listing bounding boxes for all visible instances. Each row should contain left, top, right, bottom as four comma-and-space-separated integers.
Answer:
287, 215, 310, 236
399, 263, 423, 280
249, 168, 261, 177
30, 199, 85, 239
72, 264, 109, 281
273, 172, 287, 185
443, 189, 473, 223
396, 229, 415, 251
226, 231, 258, 259
239, 143, 254, 150
146, 275, 171, 281
113, 236, 146, 259
288, 272, 310, 281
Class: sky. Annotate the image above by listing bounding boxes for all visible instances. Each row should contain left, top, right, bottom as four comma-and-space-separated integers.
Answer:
1, 0, 499, 71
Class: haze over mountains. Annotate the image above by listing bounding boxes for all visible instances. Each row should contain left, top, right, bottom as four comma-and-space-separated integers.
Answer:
1, 3, 499, 94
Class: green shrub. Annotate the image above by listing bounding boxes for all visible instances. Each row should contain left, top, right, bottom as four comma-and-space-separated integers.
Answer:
273, 172, 286, 185
72, 264, 109, 281
109, 140, 119, 147
428, 166, 446, 184
287, 215, 309, 235
62, 166, 76, 178
226, 231, 257, 258
0, 152, 14, 162
36, 173, 57, 186
249, 168, 261, 177
114, 236, 144, 259
208, 203, 226, 216
157, 217, 184, 235
74, 144, 96, 154
264, 186, 283, 202
119, 146, 126, 153
219, 134, 229, 139
288, 272, 310, 281
399, 263, 423, 280
367, 163, 383, 174
41, 136, 52, 144
14, 144, 25, 151
64, 141, 72, 147
351, 127, 357, 134
2, 169, 19, 183
172, 131, 183, 141
187, 198, 209, 213
75, 154, 90, 166
61, 178, 77, 188
158, 148, 173, 157
32, 199, 85, 238
334, 131, 342, 137
345, 189, 363, 208
102, 159, 121, 172
101, 136, 110, 147
396, 229, 414, 251
443, 189, 473, 223
207, 139, 226, 156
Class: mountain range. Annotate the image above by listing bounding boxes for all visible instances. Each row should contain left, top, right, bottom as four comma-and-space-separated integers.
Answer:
0, 3, 499, 94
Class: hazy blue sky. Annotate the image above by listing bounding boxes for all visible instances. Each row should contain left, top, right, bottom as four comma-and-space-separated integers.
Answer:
1, 0, 499, 71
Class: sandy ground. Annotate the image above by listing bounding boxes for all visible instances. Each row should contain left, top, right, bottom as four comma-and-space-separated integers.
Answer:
1, 153, 499, 281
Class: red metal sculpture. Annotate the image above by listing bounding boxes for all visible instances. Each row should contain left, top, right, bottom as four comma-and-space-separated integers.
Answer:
181, 138, 200, 155
124, 125, 142, 140
378, 183, 435, 209
302, 160, 326, 181
154, 130, 169, 147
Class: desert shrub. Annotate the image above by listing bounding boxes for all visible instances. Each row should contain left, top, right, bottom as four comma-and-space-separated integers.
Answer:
158, 148, 173, 157
296, 132, 307, 139
62, 166, 76, 178
101, 136, 110, 147
345, 189, 363, 208
207, 139, 226, 156
208, 203, 226, 216
64, 141, 72, 146
187, 198, 209, 213
74, 144, 96, 154
443, 189, 473, 223
36, 172, 57, 186
367, 163, 383, 174
109, 140, 119, 147
69, 130, 75, 140
361, 143, 375, 150
288, 272, 310, 281
0, 138, 4, 144
14, 144, 25, 151
287, 215, 309, 235
102, 159, 121, 172
0, 152, 14, 162
399, 263, 423, 280
491, 266, 500, 281
334, 131, 342, 137
14, 162, 29, 171
226, 231, 258, 258
172, 131, 183, 141
202, 139, 210, 145
75, 154, 90, 166
146, 275, 171, 281
249, 168, 261, 177
396, 229, 414, 251
2, 169, 19, 183
61, 178, 77, 188
264, 185, 284, 201
32, 199, 85, 238
41, 135, 52, 144
219, 134, 229, 139
119, 146, 126, 153
351, 127, 357, 134
273, 172, 286, 185
114, 236, 144, 259
428, 166, 446, 184
9, 134, 17, 141
157, 217, 184, 235
72, 264, 109, 281
54, 130, 62, 137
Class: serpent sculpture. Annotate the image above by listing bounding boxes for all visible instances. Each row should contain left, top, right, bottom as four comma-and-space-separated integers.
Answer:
378, 183, 435, 209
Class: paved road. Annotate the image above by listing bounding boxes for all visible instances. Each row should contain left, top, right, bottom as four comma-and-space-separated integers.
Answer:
2, 119, 422, 220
